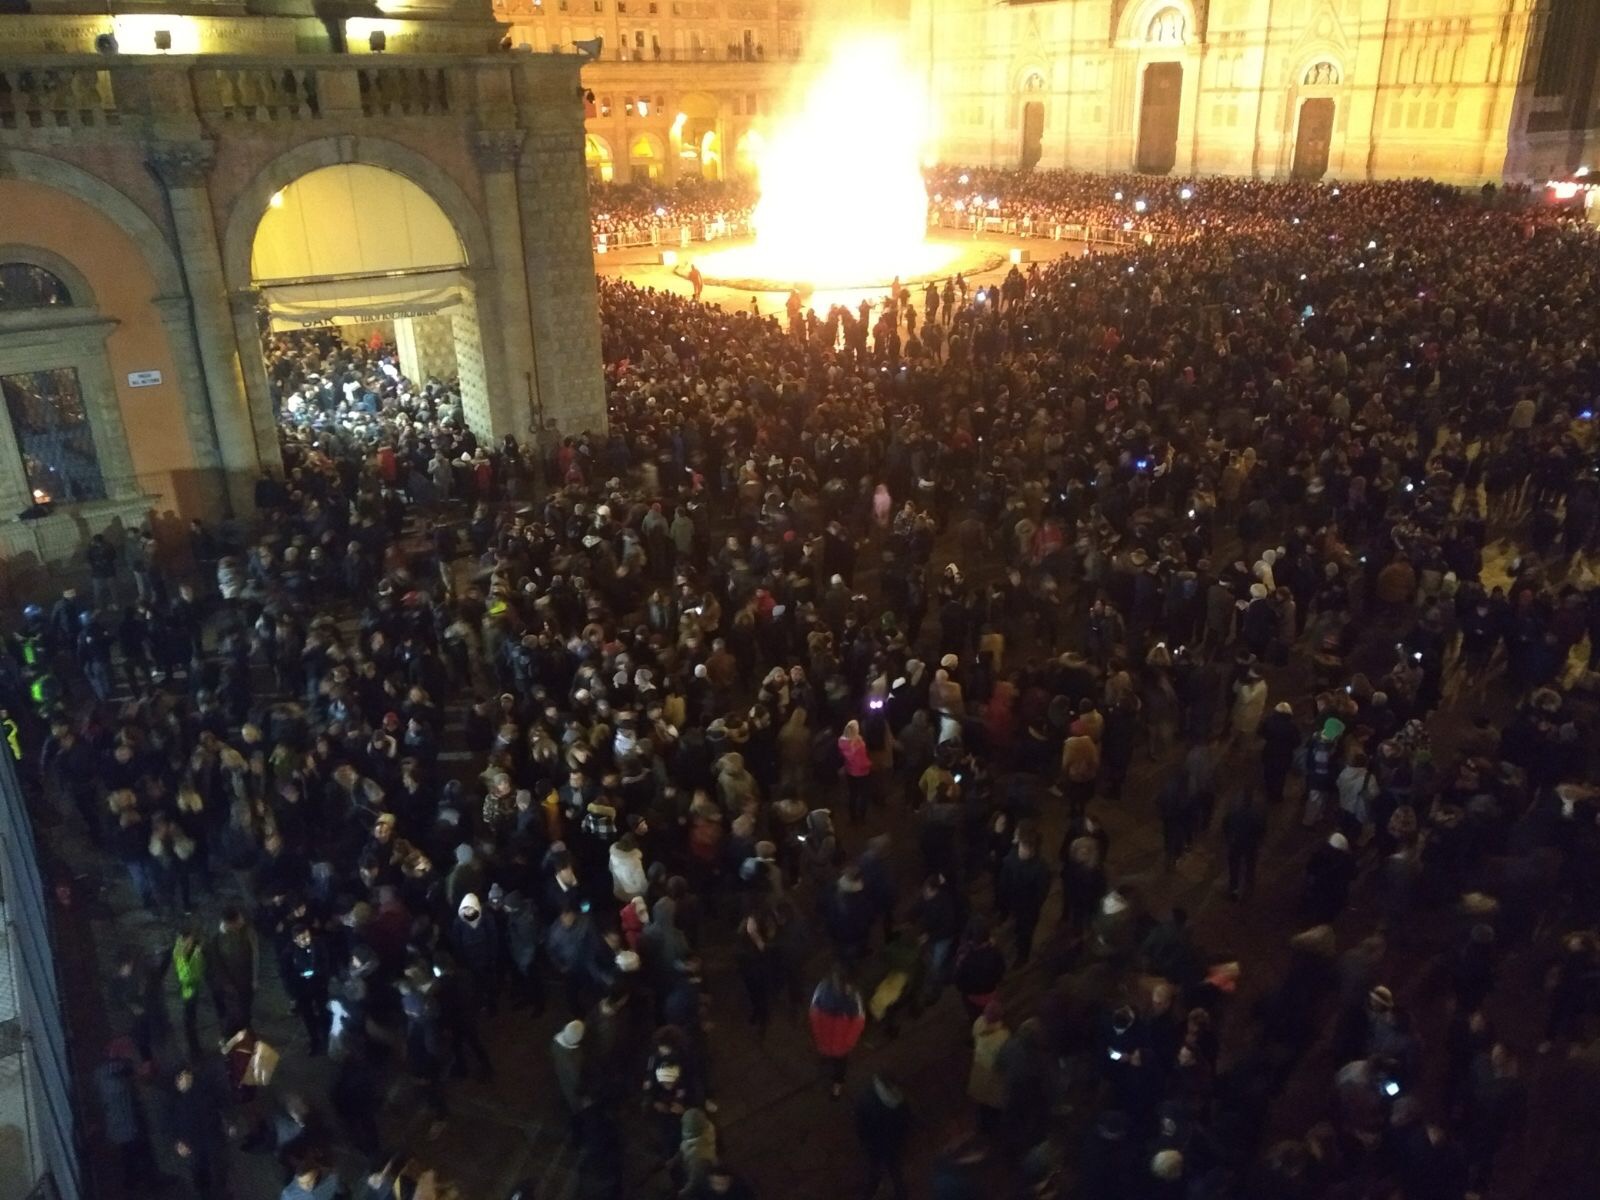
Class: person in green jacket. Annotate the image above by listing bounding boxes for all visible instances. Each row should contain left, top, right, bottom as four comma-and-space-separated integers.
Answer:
172, 930, 206, 1057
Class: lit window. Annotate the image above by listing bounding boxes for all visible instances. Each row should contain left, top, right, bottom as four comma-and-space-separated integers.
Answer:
1, 368, 105, 504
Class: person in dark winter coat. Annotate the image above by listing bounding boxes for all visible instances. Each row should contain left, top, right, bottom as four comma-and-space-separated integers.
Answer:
952, 918, 1006, 1023
95, 1039, 157, 1188
449, 892, 502, 1013
166, 1062, 229, 1200
1221, 790, 1268, 900
552, 1019, 593, 1141
855, 1074, 911, 1200
995, 828, 1051, 964
1303, 832, 1356, 922
1258, 702, 1299, 805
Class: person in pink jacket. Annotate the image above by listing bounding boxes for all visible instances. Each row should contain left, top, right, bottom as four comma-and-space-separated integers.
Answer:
838, 719, 873, 824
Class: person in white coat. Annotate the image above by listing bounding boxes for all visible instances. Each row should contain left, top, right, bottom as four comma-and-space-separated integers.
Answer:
609, 833, 649, 902
1231, 668, 1269, 746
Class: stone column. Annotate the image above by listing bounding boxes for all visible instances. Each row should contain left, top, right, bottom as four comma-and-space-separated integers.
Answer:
518, 124, 607, 435
472, 128, 540, 441
393, 316, 424, 384
227, 290, 285, 480
512, 59, 607, 435
147, 140, 263, 516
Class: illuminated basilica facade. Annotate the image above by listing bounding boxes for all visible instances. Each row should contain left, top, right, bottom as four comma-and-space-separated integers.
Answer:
904, 0, 1600, 184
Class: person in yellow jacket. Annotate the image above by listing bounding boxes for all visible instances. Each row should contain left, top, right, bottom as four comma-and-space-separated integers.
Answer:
172, 930, 206, 1057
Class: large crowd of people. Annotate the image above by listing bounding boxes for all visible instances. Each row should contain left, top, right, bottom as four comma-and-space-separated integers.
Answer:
591, 180, 756, 249
11, 167, 1600, 1200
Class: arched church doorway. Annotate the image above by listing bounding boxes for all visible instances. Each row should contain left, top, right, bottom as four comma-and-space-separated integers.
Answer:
1136, 62, 1182, 175
1292, 98, 1335, 180
1020, 102, 1045, 171
246, 162, 494, 439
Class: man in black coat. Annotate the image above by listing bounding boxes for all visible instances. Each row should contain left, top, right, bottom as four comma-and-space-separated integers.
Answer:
996, 828, 1051, 965
855, 1074, 911, 1200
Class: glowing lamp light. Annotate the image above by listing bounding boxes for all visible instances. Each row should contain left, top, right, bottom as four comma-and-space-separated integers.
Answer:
1299, 273, 1307, 280
1113, 190, 1124, 201
1367, 239, 1378, 249
31, 488, 50, 504
269, 190, 285, 208
958, 173, 969, 185
655, 206, 667, 217
112, 14, 200, 53
1179, 187, 1193, 200
346, 17, 401, 49
1331, 187, 1341, 196
1577, 167, 1591, 178
1552, 181, 1581, 200
661, 249, 679, 266
1134, 199, 1147, 213
1122, 220, 1133, 231
987, 197, 1000, 210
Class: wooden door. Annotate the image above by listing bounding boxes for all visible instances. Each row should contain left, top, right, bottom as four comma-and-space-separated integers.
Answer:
1021, 101, 1044, 171
1136, 62, 1182, 175
1292, 98, 1335, 180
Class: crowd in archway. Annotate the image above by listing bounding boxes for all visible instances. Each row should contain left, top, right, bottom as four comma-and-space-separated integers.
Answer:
10, 169, 1600, 1200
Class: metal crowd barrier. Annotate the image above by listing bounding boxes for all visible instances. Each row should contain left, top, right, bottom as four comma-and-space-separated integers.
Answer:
593, 219, 753, 253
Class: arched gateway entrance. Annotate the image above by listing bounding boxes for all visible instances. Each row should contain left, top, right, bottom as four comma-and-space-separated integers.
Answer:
241, 161, 492, 436
222, 137, 503, 450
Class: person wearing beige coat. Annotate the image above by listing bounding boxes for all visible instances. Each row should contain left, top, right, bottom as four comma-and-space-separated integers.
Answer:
968, 1003, 1011, 1134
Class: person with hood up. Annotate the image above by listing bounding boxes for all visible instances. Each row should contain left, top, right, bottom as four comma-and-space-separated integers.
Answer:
449, 892, 502, 1014
1304, 832, 1357, 923
609, 832, 649, 901
670, 1107, 718, 1198
1258, 701, 1299, 805
551, 1019, 592, 1142
855, 1073, 912, 1200
799, 808, 840, 894
809, 967, 867, 1097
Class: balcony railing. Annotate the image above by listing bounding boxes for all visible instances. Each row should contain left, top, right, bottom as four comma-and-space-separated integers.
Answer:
0, 54, 519, 133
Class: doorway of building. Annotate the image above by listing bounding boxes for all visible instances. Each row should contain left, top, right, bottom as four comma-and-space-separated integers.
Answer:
1292, 98, 1335, 180
1136, 62, 1182, 175
248, 162, 493, 437
1021, 101, 1044, 171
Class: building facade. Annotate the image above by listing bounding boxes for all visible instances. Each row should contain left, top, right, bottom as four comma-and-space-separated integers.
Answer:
905, 0, 1600, 184
495, 0, 808, 183
0, 1, 605, 584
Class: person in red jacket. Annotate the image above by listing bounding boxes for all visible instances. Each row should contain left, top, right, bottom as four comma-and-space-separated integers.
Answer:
809, 967, 866, 1098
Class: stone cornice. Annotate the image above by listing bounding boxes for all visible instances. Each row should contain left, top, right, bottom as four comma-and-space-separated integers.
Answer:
147, 140, 217, 188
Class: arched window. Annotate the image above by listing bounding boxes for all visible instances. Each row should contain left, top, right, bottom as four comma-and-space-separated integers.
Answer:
1147, 7, 1186, 45
1021, 70, 1045, 93
1304, 61, 1341, 87
0, 262, 72, 311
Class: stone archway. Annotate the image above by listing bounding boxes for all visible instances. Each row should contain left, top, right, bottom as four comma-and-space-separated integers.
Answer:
220, 136, 502, 444
220, 136, 492, 291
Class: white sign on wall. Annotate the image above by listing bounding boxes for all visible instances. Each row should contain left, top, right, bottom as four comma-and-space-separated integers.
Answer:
126, 370, 163, 388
